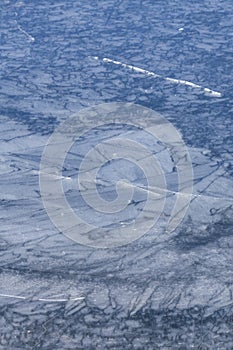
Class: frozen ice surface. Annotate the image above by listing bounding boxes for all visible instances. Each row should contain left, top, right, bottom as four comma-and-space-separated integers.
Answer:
1, 0, 233, 349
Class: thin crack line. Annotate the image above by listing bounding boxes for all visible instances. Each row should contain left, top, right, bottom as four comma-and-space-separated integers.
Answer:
0, 293, 85, 302
93, 56, 222, 97
16, 23, 35, 42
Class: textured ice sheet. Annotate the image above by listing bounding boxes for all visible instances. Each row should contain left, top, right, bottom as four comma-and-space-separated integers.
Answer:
1, 113, 233, 349
1, 0, 233, 349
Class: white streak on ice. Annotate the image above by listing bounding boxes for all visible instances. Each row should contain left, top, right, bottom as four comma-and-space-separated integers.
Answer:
93, 56, 222, 97
17, 24, 35, 42
0, 293, 85, 302
41, 173, 233, 202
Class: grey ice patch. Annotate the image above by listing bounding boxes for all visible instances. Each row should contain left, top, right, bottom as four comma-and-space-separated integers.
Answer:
39, 102, 193, 248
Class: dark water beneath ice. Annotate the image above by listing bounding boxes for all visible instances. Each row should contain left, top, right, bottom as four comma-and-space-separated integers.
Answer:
1, 0, 233, 348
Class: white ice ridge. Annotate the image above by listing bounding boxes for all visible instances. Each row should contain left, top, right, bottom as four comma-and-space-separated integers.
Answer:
0, 293, 85, 302
38, 171, 233, 202
93, 56, 222, 97
17, 24, 35, 42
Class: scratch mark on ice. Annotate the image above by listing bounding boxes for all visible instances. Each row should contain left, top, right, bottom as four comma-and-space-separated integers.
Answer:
93, 56, 222, 97
17, 24, 35, 42
0, 293, 85, 302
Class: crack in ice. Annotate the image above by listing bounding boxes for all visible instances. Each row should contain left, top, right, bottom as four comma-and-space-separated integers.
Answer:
0, 293, 85, 302
93, 56, 222, 97
17, 24, 35, 43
